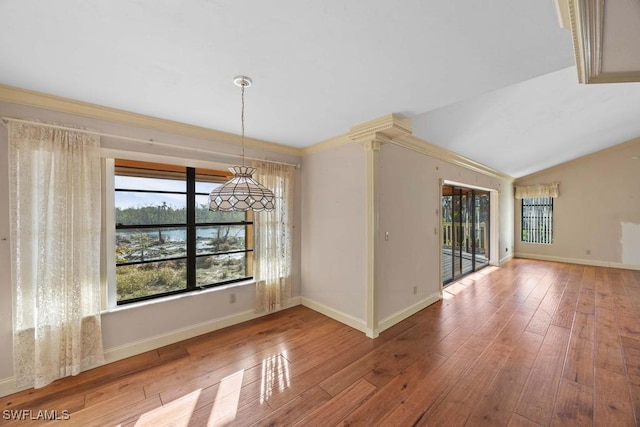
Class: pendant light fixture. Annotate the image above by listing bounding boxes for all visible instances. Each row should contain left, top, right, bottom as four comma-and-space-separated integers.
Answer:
209, 76, 275, 212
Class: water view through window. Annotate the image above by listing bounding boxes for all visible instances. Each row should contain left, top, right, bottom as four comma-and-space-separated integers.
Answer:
114, 161, 253, 303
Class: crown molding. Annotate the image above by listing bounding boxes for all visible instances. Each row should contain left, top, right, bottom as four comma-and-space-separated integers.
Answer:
573, 0, 603, 84
301, 133, 351, 156
391, 134, 514, 181
561, 0, 640, 84
0, 84, 302, 158
556, 0, 587, 83
555, 0, 571, 29
302, 113, 412, 156
585, 70, 640, 84
303, 111, 512, 181
302, 114, 412, 156
348, 113, 412, 141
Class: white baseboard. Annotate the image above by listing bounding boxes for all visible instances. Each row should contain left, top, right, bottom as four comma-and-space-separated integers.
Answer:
105, 296, 302, 364
609, 262, 640, 271
300, 297, 370, 336
515, 253, 640, 271
0, 377, 29, 400
500, 253, 514, 265
376, 291, 442, 335
0, 297, 302, 398
301, 293, 442, 339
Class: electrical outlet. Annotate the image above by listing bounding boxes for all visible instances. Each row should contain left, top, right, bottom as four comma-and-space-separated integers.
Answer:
230, 293, 236, 304
385, 232, 389, 241
586, 249, 591, 255
413, 286, 417, 295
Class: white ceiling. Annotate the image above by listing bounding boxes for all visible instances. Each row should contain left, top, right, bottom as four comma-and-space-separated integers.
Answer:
1, 0, 636, 177
412, 67, 640, 177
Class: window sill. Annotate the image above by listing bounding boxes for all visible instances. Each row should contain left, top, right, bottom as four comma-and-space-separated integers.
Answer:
102, 279, 256, 314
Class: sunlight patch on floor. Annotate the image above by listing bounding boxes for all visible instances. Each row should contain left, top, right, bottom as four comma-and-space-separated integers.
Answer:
442, 290, 455, 300
260, 352, 291, 403
135, 388, 201, 426
208, 369, 245, 426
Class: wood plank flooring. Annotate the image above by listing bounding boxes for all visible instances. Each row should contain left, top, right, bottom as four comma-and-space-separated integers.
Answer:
1, 258, 640, 426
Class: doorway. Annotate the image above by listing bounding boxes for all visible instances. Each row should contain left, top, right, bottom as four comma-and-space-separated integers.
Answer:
441, 185, 490, 285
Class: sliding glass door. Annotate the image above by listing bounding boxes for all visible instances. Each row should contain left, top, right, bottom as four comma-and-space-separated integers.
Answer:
442, 185, 490, 285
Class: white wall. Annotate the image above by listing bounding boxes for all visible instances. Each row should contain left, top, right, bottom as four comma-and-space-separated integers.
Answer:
376, 143, 514, 324
101, 282, 259, 352
0, 100, 302, 392
499, 178, 515, 263
301, 142, 368, 325
514, 137, 640, 268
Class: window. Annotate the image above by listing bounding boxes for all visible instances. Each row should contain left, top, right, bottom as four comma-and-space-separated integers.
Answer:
114, 160, 253, 304
521, 197, 553, 244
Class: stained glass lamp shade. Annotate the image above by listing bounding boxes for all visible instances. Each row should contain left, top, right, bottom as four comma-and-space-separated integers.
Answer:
209, 166, 275, 211
209, 76, 275, 212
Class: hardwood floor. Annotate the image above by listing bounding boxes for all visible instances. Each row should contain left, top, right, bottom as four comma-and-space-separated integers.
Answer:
2, 258, 640, 426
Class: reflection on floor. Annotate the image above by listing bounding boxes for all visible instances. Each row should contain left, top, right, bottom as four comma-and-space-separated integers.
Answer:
442, 248, 488, 285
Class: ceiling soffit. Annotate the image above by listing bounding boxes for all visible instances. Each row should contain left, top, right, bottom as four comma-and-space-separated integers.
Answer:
557, 0, 640, 83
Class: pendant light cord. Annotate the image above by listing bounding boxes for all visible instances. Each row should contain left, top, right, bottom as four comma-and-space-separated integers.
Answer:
241, 83, 245, 167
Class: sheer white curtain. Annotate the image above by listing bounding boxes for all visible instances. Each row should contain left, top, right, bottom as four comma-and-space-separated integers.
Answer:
253, 161, 294, 312
8, 122, 104, 389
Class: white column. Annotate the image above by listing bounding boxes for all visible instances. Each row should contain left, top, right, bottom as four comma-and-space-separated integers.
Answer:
363, 139, 381, 338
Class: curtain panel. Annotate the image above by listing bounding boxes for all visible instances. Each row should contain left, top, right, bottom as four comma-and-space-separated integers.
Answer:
253, 161, 295, 312
514, 182, 560, 199
8, 122, 104, 389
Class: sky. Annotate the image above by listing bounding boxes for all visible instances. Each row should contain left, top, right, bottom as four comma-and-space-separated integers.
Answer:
115, 176, 221, 210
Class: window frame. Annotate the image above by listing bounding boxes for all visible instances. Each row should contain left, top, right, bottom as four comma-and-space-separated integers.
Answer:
112, 159, 254, 305
521, 196, 554, 244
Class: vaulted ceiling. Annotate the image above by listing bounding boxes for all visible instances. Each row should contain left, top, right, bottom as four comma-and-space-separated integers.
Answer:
1, 0, 639, 177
